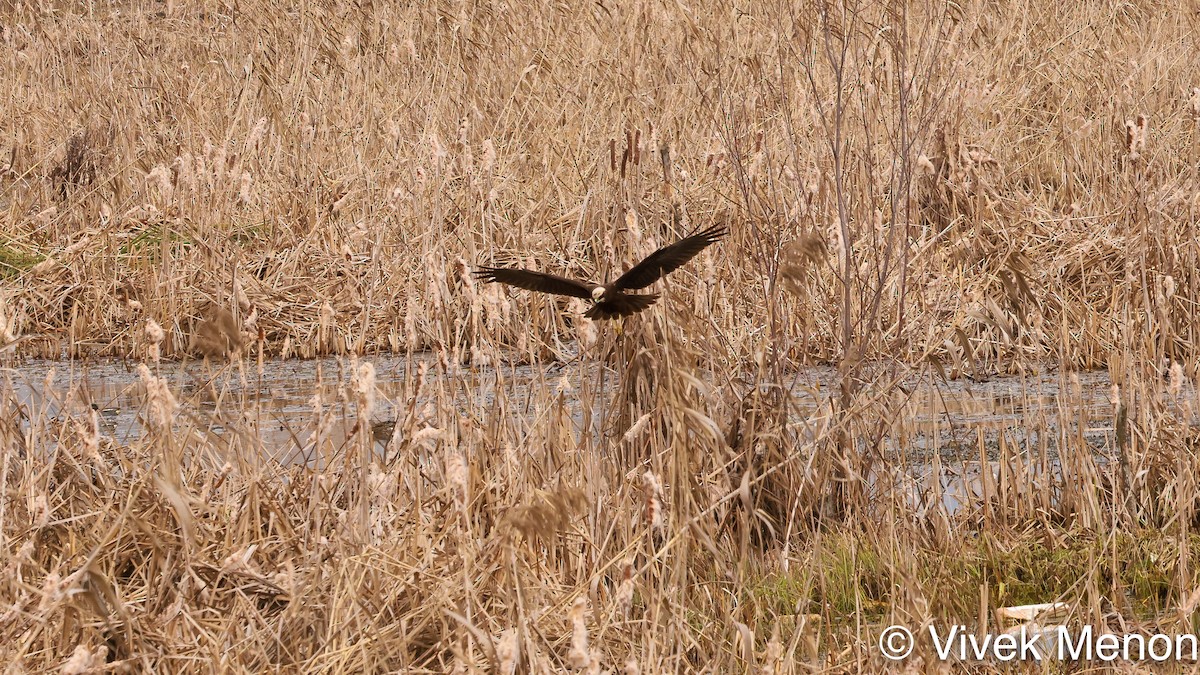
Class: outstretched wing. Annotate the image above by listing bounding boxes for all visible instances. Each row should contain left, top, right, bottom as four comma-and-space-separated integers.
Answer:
613, 224, 728, 290
474, 267, 599, 299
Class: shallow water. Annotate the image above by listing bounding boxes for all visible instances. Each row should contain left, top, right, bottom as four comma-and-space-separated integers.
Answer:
1, 358, 1117, 444
2, 356, 1192, 513
2, 354, 615, 466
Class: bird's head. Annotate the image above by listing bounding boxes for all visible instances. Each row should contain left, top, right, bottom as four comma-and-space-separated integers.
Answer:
590, 286, 606, 302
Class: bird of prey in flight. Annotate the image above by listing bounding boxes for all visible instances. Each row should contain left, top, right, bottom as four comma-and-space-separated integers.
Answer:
475, 224, 727, 320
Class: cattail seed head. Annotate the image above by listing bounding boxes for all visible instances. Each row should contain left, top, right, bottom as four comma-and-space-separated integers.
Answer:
444, 448, 469, 507
30, 493, 50, 529
614, 558, 636, 614
144, 318, 165, 344
1124, 114, 1148, 161
496, 629, 519, 675
352, 360, 376, 419
138, 363, 179, 431
237, 172, 254, 205
642, 470, 664, 533
147, 164, 174, 200
623, 413, 652, 444
567, 596, 592, 669
1169, 362, 1187, 398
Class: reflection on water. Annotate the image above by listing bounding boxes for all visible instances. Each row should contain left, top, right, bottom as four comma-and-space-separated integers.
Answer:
2, 355, 610, 467
3, 357, 1194, 513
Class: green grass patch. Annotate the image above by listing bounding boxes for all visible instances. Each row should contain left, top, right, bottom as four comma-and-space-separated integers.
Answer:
748, 528, 1200, 630
0, 243, 44, 278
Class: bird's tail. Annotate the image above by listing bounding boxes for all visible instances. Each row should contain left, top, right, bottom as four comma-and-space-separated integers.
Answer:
585, 293, 659, 320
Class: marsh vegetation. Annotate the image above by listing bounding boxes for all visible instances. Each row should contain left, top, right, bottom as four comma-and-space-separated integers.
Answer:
2, 0, 1200, 671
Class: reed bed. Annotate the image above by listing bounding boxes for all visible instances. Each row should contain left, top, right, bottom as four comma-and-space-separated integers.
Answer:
2, 0, 1200, 671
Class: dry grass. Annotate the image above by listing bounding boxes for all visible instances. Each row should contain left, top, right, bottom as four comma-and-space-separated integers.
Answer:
3, 0, 1200, 671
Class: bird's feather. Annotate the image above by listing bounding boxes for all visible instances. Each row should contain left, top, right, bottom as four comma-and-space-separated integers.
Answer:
585, 293, 659, 320
473, 267, 599, 299
613, 224, 728, 290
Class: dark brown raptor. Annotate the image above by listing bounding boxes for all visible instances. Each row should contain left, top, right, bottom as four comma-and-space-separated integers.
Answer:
474, 224, 728, 320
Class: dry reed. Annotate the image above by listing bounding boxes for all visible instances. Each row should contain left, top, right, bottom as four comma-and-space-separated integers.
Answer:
3, 0, 1200, 672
